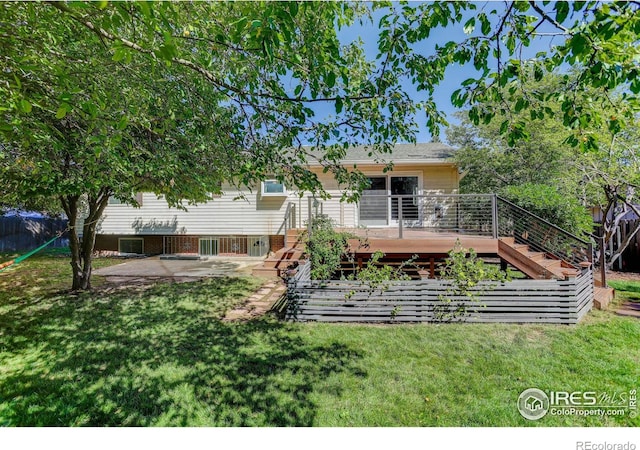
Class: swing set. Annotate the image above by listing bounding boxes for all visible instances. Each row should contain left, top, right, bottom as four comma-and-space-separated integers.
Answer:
0, 228, 68, 273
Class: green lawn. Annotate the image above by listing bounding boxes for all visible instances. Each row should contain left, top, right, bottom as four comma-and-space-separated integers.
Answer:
1, 254, 638, 426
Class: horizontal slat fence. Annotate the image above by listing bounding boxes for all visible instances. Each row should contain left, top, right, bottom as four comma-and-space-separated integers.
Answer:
286, 264, 594, 324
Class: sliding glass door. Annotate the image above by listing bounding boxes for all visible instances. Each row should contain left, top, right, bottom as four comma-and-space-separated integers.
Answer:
359, 176, 388, 226
359, 175, 421, 227
390, 176, 419, 225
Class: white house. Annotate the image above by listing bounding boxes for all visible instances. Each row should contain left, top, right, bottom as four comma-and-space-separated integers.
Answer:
95, 142, 460, 256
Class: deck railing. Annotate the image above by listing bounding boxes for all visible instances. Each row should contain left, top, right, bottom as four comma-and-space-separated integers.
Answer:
327, 193, 496, 239
303, 193, 593, 269
496, 196, 593, 268
278, 202, 297, 236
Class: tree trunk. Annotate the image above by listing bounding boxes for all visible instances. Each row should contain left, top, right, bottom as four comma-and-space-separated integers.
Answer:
60, 191, 110, 291
606, 202, 640, 269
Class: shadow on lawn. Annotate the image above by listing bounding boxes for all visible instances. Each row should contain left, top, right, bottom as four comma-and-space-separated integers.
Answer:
0, 278, 365, 426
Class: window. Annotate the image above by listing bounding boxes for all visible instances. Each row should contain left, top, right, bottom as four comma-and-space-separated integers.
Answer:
118, 238, 144, 254
108, 193, 144, 206
261, 180, 287, 196
199, 238, 219, 256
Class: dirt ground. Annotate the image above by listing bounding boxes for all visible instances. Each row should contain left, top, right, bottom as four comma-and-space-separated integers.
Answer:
606, 271, 640, 282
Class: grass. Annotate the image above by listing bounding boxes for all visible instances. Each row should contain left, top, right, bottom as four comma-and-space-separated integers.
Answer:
1, 255, 639, 426
609, 280, 640, 302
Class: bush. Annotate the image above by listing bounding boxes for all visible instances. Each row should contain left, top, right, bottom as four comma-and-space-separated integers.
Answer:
306, 215, 355, 280
500, 183, 593, 236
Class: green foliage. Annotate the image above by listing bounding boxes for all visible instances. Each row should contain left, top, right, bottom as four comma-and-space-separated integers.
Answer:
501, 183, 594, 237
345, 250, 415, 304
306, 215, 355, 281
446, 71, 639, 262
383, 2, 639, 150
437, 240, 509, 321
0, 1, 426, 289
352, 251, 412, 284
2, 1, 639, 287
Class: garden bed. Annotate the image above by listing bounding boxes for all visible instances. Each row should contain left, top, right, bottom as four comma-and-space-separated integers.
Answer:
286, 263, 594, 324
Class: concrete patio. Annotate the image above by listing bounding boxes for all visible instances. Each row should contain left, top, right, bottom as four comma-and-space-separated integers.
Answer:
93, 255, 265, 281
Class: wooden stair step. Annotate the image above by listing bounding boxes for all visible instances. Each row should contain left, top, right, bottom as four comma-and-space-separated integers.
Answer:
252, 267, 281, 277
285, 229, 305, 247
593, 286, 615, 310
538, 259, 562, 269
497, 239, 565, 280
525, 251, 546, 261
252, 241, 305, 276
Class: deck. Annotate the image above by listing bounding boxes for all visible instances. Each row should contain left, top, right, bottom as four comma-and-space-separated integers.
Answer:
337, 227, 498, 256
256, 193, 612, 323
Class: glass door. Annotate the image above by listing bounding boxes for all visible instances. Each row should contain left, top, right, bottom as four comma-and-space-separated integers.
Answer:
359, 176, 388, 226
390, 176, 420, 225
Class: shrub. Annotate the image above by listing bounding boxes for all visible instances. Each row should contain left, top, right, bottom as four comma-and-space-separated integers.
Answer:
306, 215, 355, 280
437, 239, 509, 321
500, 183, 593, 236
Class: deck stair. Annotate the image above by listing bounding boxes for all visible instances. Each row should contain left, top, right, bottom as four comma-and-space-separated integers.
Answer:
498, 237, 579, 280
252, 229, 306, 277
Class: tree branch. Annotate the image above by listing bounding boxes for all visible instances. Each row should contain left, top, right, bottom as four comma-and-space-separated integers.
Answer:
528, 2, 571, 34
47, 1, 376, 105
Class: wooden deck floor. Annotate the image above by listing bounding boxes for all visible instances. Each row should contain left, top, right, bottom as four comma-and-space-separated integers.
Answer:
337, 227, 498, 255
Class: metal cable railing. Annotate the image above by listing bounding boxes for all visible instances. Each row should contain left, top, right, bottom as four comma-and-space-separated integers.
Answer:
302, 193, 593, 269
344, 193, 496, 238
496, 197, 592, 268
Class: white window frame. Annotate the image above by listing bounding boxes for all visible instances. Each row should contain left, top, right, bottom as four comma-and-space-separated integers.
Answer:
199, 237, 219, 256
261, 179, 288, 197
108, 193, 144, 206
356, 171, 423, 227
118, 237, 144, 254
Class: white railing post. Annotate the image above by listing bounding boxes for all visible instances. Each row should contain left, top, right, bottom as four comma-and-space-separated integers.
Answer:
398, 196, 403, 239
491, 194, 498, 239
307, 196, 313, 240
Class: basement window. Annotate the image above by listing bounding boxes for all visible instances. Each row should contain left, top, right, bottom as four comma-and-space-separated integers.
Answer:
118, 238, 144, 254
261, 180, 287, 197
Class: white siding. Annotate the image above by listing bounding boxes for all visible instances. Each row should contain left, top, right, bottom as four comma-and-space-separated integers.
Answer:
100, 189, 296, 235
97, 164, 457, 236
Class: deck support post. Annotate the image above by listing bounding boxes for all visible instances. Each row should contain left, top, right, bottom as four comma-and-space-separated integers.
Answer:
599, 235, 607, 287
491, 194, 498, 239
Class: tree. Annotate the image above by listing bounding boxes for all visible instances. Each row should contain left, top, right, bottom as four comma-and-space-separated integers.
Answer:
378, 1, 639, 148
2, 1, 639, 289
0, 2, 421, 290
0, 5, 245, 289
581, 127, 640, 268
446, 74, 640, 265
446, 108, 581, 197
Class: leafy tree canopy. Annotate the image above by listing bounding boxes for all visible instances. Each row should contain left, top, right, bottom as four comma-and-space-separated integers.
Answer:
1, 1, 638, 288
379, 1, 639, 149
446, 70, 640, 261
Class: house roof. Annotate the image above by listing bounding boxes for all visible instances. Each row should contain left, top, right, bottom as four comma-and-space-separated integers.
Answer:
306, 142, 456, 166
